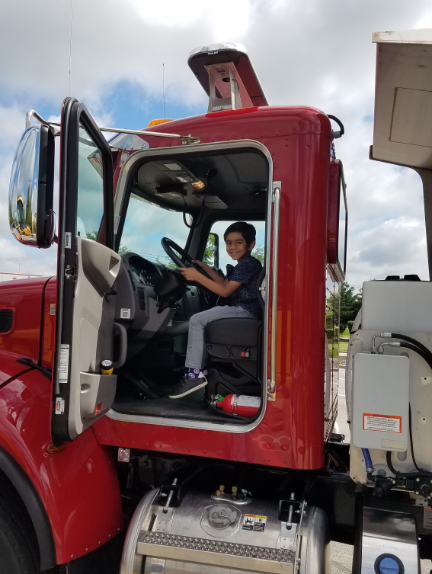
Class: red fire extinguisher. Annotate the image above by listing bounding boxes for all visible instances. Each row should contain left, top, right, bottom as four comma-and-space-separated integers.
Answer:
214, 394, 261, 417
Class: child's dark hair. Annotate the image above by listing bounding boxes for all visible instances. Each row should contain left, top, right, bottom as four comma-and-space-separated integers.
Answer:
224, 222, 256, 246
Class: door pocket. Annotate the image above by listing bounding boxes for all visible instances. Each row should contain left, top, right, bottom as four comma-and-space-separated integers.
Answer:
80, 372, 117, 421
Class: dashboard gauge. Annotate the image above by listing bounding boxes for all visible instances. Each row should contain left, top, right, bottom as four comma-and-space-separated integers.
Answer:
128, 256, 160, 286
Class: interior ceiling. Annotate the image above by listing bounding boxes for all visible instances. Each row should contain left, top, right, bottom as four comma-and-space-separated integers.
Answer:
134, 149, 269, 215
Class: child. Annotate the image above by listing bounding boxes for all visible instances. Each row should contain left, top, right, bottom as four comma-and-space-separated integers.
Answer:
169, 222, 262, 399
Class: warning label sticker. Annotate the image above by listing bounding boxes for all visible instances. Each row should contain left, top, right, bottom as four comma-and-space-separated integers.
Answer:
242, 514, 267, 532
55, 397, 65, 414
58, 344, 70, 383
363, 413, 402, 433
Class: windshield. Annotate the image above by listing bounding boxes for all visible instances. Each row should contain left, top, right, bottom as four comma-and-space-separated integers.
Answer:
119, 193, 190, 265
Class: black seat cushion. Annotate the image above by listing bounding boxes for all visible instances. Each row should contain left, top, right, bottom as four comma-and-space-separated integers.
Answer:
205, 318, 262, 361
205, 318, 262, 347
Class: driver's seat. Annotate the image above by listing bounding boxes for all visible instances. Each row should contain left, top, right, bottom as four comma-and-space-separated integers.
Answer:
204, 267, 265, 396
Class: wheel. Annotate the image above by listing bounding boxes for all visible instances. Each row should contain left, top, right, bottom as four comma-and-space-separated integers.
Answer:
0, 478, 39, 574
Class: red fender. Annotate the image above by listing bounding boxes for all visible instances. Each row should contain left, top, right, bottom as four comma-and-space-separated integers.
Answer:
0, 368, 123, 564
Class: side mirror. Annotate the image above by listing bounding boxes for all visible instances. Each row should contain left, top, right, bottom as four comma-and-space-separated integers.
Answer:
9, 125, 55, 248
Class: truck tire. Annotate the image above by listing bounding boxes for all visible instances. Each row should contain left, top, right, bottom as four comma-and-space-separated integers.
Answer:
0, 479, 39, 574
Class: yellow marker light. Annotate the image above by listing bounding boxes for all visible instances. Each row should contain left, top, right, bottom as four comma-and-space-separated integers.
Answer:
191, 180, 206, 190
147, 118, 174, 127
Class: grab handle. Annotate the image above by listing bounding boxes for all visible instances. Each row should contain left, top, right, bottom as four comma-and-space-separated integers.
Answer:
112, 322, 127, 369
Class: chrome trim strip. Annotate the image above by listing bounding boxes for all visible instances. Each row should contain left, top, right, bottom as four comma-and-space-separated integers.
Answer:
268, 183, 280, 400
119, 488, 159, 574
107, 139, 273, 433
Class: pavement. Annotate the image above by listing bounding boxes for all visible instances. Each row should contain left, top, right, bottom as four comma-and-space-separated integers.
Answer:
331, 362, 432, 573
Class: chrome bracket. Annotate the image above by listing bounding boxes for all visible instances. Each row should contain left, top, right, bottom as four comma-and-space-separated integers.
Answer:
154, 507, 174, 533
280, 522, 297, 550
182, 135, 201, 145
267, 379, 275, 401
280, 493, 304, 551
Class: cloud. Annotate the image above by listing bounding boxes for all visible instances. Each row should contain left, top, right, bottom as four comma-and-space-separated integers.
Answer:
0, 0, 431, 288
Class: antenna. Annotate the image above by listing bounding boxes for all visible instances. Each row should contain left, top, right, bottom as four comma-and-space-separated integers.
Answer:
68, 0, 74, 95
163, 63, 165, 118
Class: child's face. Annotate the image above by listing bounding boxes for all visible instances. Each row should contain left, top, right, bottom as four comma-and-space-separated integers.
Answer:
225, 232, 255, 261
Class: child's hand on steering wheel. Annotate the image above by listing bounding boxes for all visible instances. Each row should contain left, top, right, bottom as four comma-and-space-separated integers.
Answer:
179, 267, 202, 282
192, 260, 211, 271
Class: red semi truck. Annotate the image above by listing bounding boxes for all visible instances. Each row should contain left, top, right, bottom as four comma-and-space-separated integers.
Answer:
1, 31, 432, 574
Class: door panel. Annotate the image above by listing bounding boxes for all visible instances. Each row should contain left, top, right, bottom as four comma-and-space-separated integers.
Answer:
69, 237, 121, 438
52, 98, 117, 443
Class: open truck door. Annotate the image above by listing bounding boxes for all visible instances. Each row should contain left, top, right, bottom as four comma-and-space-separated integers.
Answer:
52, 97, 123, 443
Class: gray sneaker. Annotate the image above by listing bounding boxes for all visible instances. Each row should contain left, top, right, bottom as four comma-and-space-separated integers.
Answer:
169, 370, 208, 399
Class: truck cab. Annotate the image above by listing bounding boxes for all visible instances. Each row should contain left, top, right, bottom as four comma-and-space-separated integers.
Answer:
1, 35, 430, 574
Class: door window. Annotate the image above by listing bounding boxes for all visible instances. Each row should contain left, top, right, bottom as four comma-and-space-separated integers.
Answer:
76, 125, 105, 241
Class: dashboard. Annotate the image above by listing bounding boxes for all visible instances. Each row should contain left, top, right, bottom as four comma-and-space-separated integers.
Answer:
128, 255, 162, 286
114, 251, 204, 358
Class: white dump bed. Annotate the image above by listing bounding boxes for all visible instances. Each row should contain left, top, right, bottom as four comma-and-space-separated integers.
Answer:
371, 29, 432, 169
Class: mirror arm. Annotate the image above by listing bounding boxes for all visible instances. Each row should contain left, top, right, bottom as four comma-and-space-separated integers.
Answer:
25, 110, 199, 143
25, 110, 51, 130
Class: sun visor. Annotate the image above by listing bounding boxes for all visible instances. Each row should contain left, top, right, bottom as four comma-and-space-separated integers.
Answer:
188, 43, 268, 111
371, 29, 432, 169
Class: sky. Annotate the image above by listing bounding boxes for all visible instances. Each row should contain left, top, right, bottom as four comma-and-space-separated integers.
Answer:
1, 0, 432, 289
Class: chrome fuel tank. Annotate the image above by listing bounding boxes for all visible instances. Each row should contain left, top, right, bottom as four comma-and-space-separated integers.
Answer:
120, 488, 330, 574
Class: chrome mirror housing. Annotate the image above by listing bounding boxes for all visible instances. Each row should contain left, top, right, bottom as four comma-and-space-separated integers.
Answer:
9, 124, 55, 248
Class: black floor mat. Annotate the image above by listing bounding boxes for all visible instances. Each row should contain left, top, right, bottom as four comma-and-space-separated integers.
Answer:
112, 388, 231, 424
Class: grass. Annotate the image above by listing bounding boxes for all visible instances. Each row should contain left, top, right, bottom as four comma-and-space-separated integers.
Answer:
328, 339, 349, 357
339, 340, 348, 352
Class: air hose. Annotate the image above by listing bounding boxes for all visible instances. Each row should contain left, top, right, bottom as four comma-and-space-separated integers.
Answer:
361, 448, 374, 473
391, 333, 432, 361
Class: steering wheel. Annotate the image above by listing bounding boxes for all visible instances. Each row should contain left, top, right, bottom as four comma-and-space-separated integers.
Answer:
161, 237, 211, 279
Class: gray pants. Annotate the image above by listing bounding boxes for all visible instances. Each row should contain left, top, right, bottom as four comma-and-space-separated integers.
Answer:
185, 305, 254, 369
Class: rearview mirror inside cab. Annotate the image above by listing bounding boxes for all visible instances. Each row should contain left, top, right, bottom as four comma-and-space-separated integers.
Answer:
9, 124, 55, 248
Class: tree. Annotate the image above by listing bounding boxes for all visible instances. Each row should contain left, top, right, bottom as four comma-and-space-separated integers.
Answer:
87, 230, 128, 254
253, 245, 264, 264
203, 234, 216, 266
339, 281, 362, 331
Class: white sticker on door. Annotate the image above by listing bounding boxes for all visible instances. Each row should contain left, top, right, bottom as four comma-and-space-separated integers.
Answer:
55, 397, 65, 414
58, 344, 70, 382
363, 413, 401, 433
242, 514, 267, 532
65, 232, 72, 249
120, 308, 131, 319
